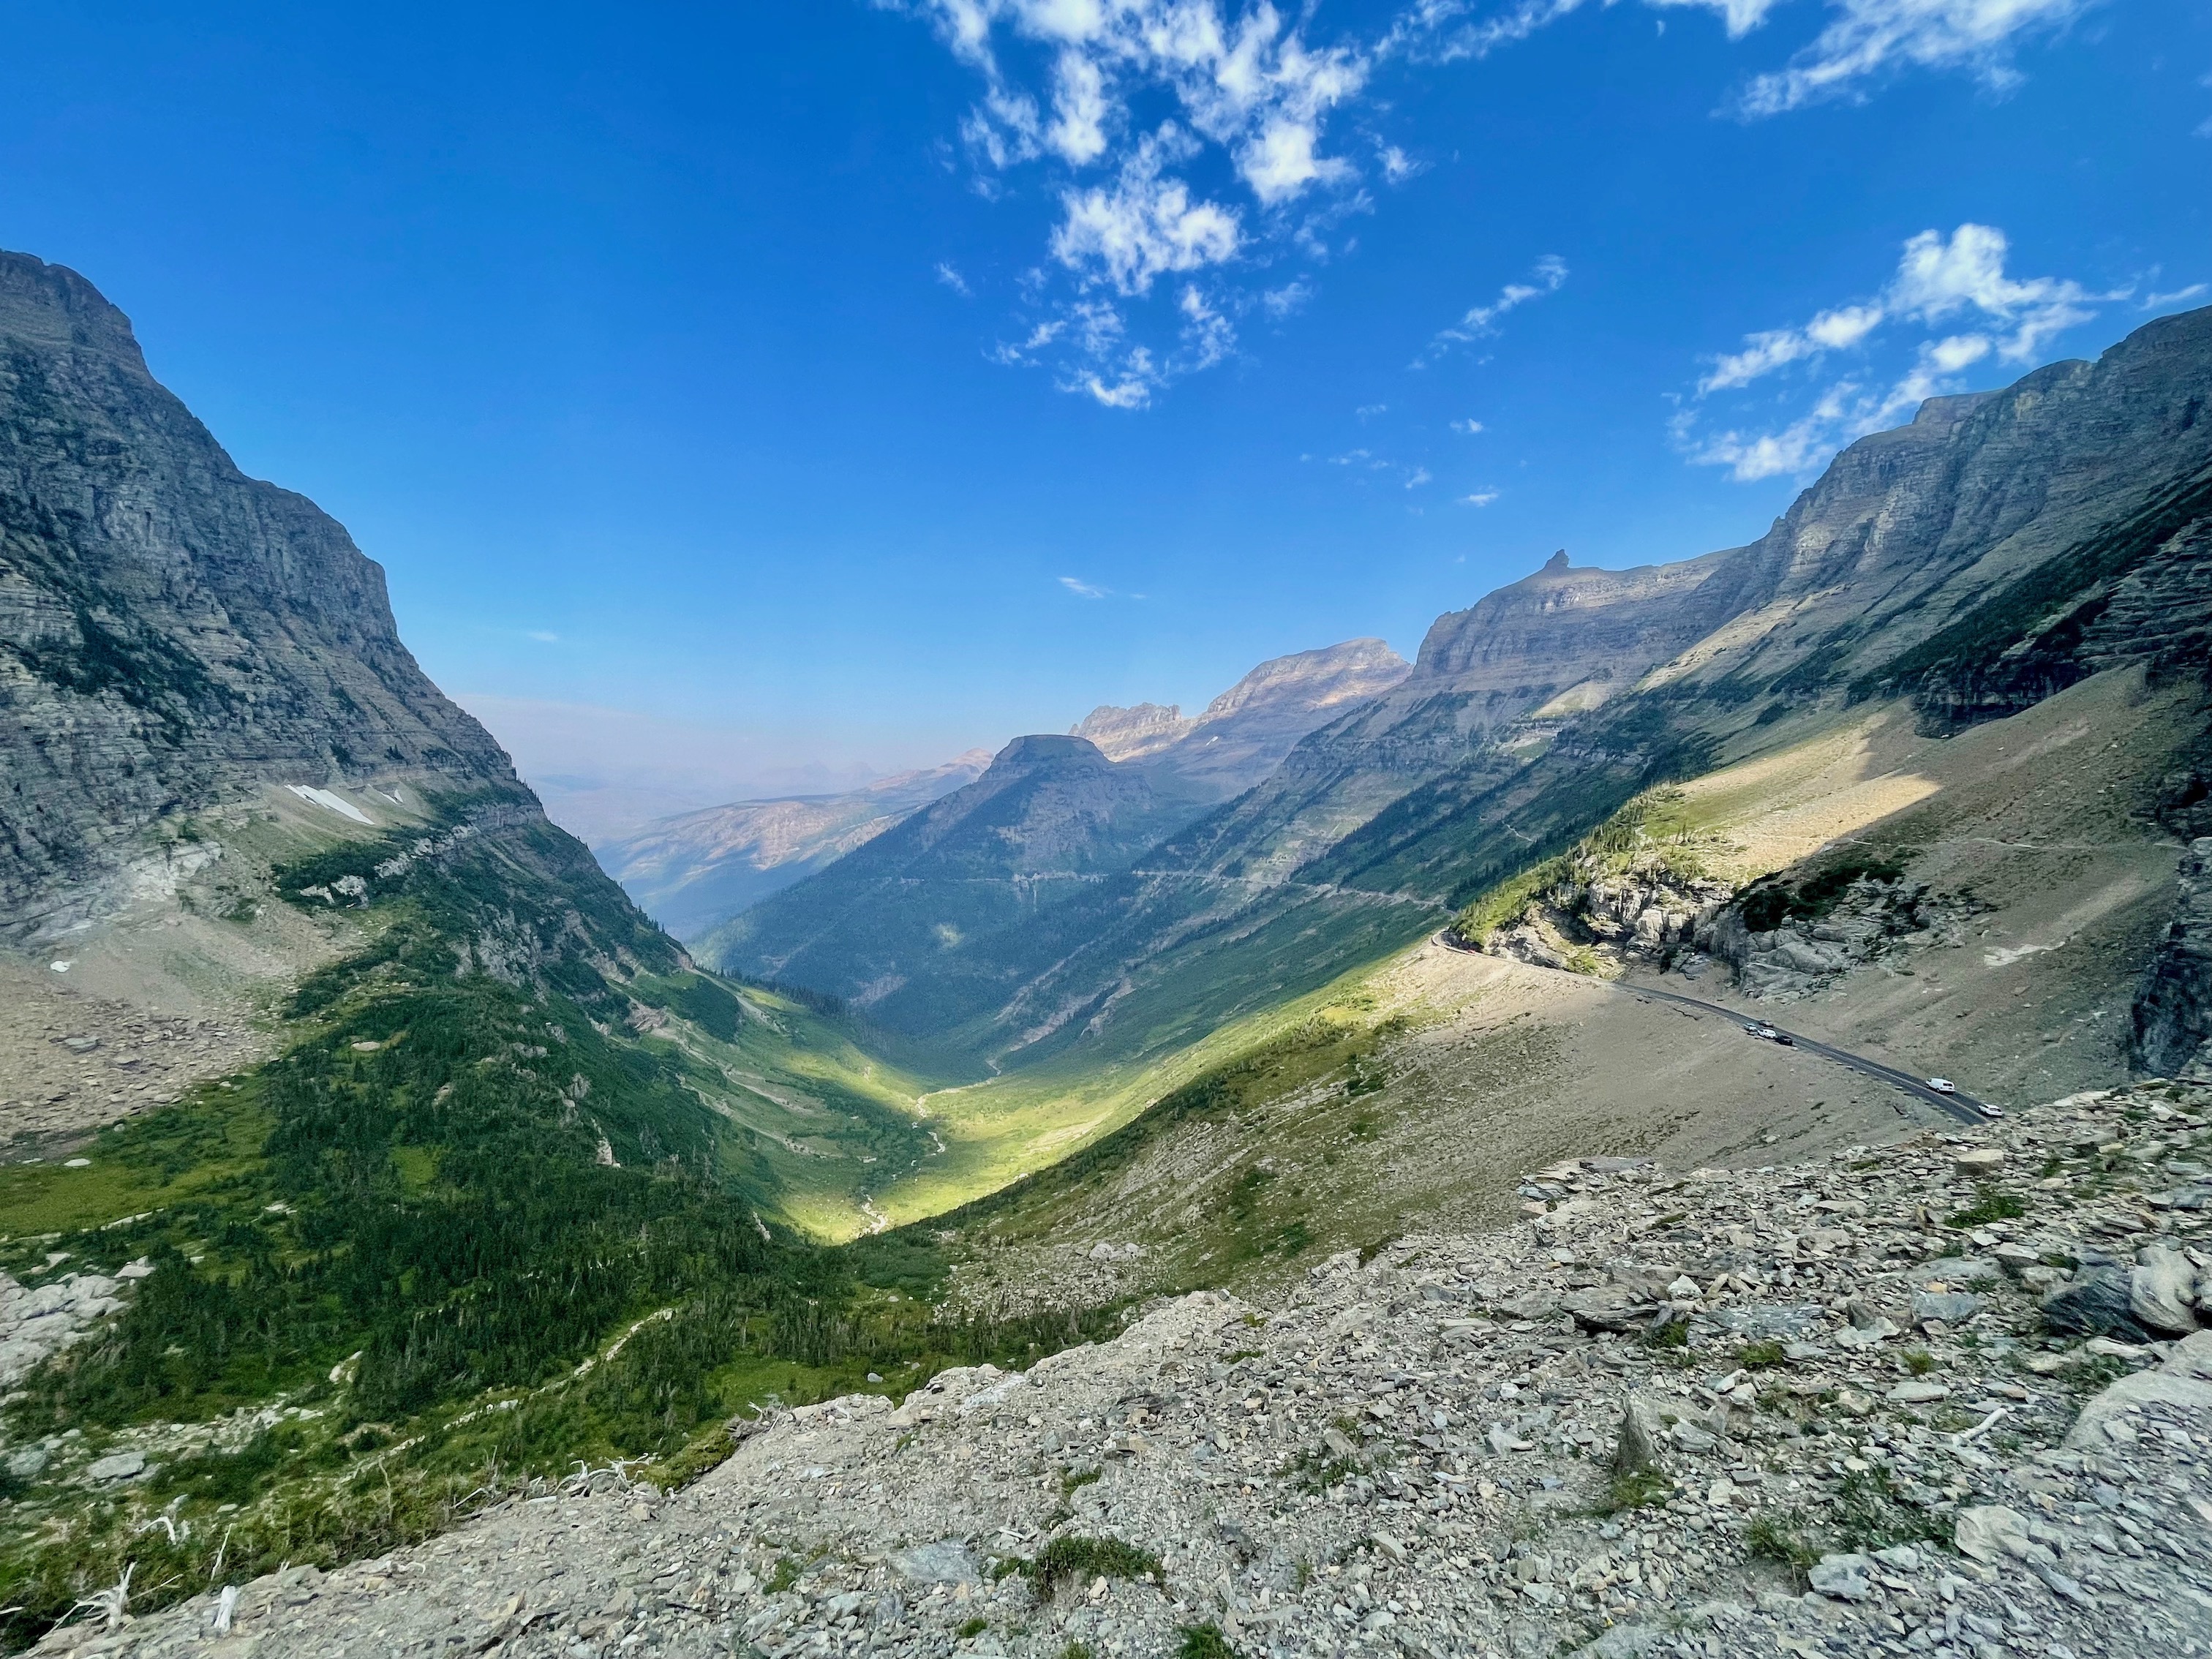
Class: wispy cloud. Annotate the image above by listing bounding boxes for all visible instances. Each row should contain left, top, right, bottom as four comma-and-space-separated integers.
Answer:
1449, 417, 1485, 434
1683, 223, 2116, 481
936, 260, 974, 296
902, 0, 1372, 406
526, 630, 561, 644
1737, 0, 2094, 115
1058, 575, 1109, 598
1419, 256, 1567, 364
1459, 489, 1500, 506
2145, 282, 2209, 311
1404, 467, 1432, 488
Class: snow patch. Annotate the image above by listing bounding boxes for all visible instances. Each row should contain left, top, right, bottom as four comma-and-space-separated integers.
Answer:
287, 786, 375, 825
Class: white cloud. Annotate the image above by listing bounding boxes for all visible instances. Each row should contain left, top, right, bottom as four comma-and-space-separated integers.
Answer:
1739, 0, 2091, 115
1887, 224, 2097, 360
1380, 144, 1418, 183
1047, 48, 1111, 162
1698, 222, 2102, 399
903, 0, 1371, 407
1421, 255, 1568, 364
1644, 0, 1782, 40
936, 261, 974, 296
2145, 283, 2210, 310
1458, 489, 1500, 505
1050, 129, 1241, 296
1405, 467, 1432, 488
527, 630, 561, 644
1686, 224, 2116, 481
1449, 417, 1485, 434
1389, 0, 2081, 112
1178, 285, 1236, 369
1356, 402, 1389, 419
1059, 575, 1110, 598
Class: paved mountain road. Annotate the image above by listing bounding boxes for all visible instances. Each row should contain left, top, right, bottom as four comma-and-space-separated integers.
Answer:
1616, 981, 1990, 1126
1433, 933, 1989, 1126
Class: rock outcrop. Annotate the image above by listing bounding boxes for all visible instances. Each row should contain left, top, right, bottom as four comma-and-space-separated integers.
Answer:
0, 251, 517, 939
54, 1079, 2212, 1659
1704, 875, 1970, 1001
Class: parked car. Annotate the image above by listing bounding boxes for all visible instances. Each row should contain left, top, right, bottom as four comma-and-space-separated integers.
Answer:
1977, 1101, 2006, 1119
1926, 1077, 1957, 1094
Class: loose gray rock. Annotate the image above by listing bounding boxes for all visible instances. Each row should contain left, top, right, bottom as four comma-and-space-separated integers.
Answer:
1808, 1552, 1874, 1601
887, 1540, 978, 1584
1955, 1505, 2031, 1563
1911, 1290, 1983, 1327
85, 1450, 145, 1482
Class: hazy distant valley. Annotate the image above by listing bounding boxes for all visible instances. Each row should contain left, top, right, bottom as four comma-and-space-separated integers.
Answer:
4, 247, 2211, 1657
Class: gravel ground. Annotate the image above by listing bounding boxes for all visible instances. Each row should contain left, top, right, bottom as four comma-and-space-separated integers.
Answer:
25, 1082, 2212, 1659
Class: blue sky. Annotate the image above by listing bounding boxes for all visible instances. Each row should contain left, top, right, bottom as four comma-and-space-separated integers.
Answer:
2, 0, 2205, 835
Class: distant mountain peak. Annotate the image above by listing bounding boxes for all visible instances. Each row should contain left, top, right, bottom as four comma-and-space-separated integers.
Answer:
1069, 704, 1186, 761
1068, 637, 1412, 785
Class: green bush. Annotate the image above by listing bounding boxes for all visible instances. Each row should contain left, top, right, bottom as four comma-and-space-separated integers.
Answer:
1027, 1536, 1163, 1596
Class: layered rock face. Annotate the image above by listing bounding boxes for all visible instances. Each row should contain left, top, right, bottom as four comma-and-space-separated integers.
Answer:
0, 252, 516, 938
598, 751, 992, 941
1071, 701, 1189, 761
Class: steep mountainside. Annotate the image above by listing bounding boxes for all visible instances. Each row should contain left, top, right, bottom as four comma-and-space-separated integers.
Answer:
704, 734, 1206, 1018
0, 252, 516, 941
704, 309, 2212, 1081
598, 750, 991, 941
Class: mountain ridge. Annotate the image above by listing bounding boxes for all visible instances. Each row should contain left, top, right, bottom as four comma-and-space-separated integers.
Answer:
0, 250, 518, 941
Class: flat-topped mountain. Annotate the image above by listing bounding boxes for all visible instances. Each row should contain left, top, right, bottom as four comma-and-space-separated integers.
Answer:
0, 251, 515, 938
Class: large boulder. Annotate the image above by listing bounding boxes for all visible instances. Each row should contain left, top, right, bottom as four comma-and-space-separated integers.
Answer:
2041, 1265, 2155, 1342
2131, 1244, 2202, 1336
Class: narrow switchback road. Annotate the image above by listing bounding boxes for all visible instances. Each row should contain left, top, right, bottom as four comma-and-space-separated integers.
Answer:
1433, 933, 1990, 1126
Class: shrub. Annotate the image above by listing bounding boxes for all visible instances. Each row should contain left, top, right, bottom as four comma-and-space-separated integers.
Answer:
1028, 1536, 1163, 1596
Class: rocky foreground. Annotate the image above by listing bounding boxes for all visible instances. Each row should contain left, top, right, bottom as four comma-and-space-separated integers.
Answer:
29, 1083, 2212, 1659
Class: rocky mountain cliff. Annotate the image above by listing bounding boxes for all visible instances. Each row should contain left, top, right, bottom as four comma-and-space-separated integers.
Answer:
0, 252, 518, 940
598, 750, 993, 941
